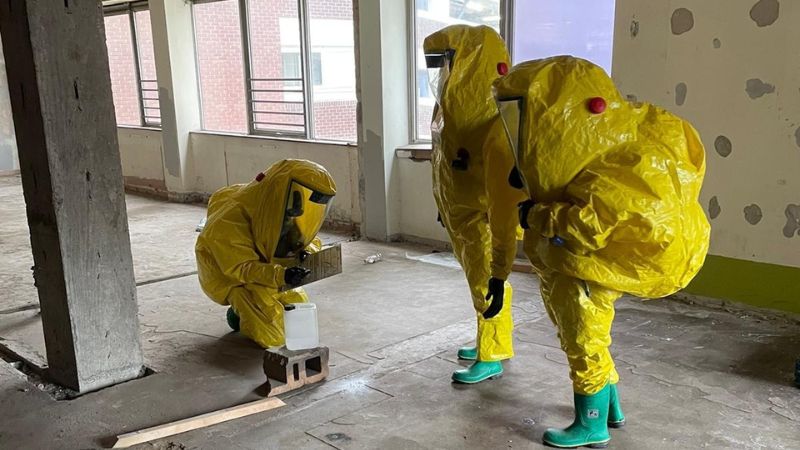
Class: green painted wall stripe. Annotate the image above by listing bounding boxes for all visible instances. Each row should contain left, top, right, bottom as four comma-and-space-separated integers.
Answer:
685, 254, 800, 314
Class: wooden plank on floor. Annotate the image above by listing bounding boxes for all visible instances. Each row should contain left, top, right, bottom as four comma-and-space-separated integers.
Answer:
112, 397, 286, 448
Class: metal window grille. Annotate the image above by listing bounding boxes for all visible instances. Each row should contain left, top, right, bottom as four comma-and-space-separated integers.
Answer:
104, 1, 161, 128
239, 0, 315, 138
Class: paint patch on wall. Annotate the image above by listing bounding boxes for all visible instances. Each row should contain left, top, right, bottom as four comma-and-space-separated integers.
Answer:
745, 78, 775, 99
713, 38, 722, 48
750, 0, 780, 27
783, 204, 800, 237
795, 126, 800, 148
709, 196, 721, 219
675, 82, 687, 106
714, 135, 732, 157
671, 8, 694, 35
630, 19, 640, 38
744, 204, 763, 225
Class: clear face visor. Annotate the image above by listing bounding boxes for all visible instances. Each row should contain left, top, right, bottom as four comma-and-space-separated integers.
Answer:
274, 181, 334, 258
425, 50, 454, 103
496, 97, 527, 188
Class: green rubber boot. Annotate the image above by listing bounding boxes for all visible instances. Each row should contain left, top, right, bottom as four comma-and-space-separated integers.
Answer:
608, 383, 625, 428
452, 361, 503, 384
457, 346, 478, 361
543, 384, 611, 449
226, 307, 240, 332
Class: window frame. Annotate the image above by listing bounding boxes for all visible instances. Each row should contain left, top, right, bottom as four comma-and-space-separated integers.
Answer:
193, 0, 334, 140
408, 0, 511, 144
103, 1, 161, 129
242, 0, 313, 138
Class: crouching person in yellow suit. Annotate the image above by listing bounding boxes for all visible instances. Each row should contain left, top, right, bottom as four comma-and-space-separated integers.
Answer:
195, 159, 336, 348
493, 57, 710, 448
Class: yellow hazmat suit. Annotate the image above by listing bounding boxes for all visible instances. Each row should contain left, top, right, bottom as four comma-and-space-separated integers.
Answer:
493, 57, 710, 395
423, 25, 526, 368
195, 159, 336, 348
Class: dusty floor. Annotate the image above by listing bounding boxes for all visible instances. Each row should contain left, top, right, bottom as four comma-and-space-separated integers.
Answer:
1, 173, 799, 450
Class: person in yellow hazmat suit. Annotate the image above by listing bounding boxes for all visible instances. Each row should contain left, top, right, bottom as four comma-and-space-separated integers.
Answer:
423, 25, 526, 384
493, 56, 710, 448
195, 159, 336, 348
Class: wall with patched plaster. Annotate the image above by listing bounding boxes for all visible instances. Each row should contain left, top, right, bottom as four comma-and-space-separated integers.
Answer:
188, 133, 361, 228
396, 158, 450, 244
0, 35, 18, 171
118, 128, 166, 195
613, 0, 800, 268
115, 128, 361, 227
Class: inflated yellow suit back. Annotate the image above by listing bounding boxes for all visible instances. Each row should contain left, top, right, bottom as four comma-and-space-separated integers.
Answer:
494, 56, 710, 298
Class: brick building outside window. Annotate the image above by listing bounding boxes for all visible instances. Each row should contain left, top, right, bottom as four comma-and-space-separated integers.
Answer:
194, 0, 357, 143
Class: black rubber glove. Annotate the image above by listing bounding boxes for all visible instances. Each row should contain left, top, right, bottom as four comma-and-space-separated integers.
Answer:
284, 267, 312, 287
483, 277, 505, 319
436, 212, 445, 228
508, 167, 524, 189
298, 250, 311, 262
518, 199, 535, 230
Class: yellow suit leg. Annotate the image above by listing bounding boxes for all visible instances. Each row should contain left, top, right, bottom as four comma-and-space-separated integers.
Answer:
537, 271, 621, 395
227, 285, 308, 348
447, 209, 514, 362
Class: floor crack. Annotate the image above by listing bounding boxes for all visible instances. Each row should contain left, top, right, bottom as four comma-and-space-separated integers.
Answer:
304, 431, 339, 449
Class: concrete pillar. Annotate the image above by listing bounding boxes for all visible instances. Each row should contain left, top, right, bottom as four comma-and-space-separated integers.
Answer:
149, 0, 202, 196
0, 33, 17, 171
0, 0, 144, 392
354, 0, 410, 240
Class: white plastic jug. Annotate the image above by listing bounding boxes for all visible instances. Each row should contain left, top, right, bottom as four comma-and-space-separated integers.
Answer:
284, 303, 319, 351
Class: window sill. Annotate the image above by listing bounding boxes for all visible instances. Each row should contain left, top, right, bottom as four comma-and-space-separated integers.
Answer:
396, 143, 432, 161
117, 125, 162, 132
191, 130, 357, 148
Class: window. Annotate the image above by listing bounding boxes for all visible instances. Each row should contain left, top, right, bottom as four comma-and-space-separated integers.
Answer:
133, 9, 161, 126
194, 0, 248, 133
511, 0, 615, 73
192, 0, 357, 142
410, 1, 617, 142
103, 2, 160, 128
311, 52, 322, 86
282, 53, 301, 82
283, 52, 322, 86
411, 0, 502, 141
308, 0, 356, 141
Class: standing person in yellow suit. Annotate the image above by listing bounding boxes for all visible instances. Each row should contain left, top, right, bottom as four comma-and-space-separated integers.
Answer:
424, 25, 526, 384
493, 57, 710, 448
195, 159, 336, 348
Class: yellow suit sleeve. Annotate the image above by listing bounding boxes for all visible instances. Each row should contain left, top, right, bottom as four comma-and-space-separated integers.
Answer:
527, 149, 672, 256
488, 198, 519, 280
485, 127, 525, 281
210, 216, 286, 290
527, 201, 617, 255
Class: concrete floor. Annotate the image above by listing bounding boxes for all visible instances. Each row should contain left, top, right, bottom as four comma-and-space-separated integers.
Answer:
1, 172, 799, 449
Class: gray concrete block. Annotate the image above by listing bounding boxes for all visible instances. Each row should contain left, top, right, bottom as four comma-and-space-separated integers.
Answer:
263, 346, 330, 397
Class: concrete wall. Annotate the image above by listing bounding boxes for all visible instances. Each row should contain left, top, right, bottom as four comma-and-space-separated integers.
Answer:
396, 158, 449, 244
0, 34, 17, 171
188, 133, 361, 227
118, 128, 360, 228
119, 128, 165, 194
613, 0, 800, 269
612, 0, 800, 313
